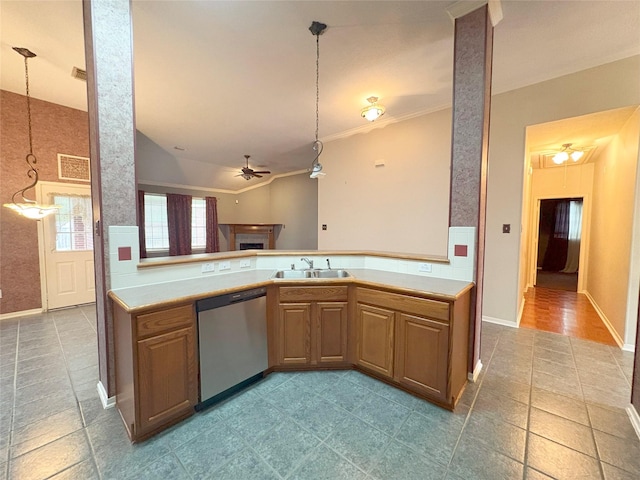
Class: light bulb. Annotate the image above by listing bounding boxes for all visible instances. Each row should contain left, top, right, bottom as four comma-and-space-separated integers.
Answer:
570, 150, 583, 161
553, 151, 568, 164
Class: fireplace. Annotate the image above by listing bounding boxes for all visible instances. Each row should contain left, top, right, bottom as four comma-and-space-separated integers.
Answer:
221, 224, 281, 251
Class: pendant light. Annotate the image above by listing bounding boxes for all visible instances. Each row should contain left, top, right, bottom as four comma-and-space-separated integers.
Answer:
309, 21, 327, 179
3, 47, 61, 220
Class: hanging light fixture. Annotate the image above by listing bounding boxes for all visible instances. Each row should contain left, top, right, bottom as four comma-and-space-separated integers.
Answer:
361, 96, 385, 122
552, 143, 585, 165
3, 47, 61, 220
309, 21, 327, 179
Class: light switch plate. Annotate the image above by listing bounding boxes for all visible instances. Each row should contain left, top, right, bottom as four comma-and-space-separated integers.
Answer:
419, 263, 432, 273
201, 263, 215, 273
240, 259, 251, 268
219, 261, 231, 271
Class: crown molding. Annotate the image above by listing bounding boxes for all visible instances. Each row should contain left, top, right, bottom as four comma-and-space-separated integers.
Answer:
320, 103, 451, 144
139, 169, 309, 195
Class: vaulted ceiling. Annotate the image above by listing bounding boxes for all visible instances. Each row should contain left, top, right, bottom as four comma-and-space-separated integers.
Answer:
1, 1, 639, 190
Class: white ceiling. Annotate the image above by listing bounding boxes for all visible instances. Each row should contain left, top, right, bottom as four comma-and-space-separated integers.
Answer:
1, 1, 639, 190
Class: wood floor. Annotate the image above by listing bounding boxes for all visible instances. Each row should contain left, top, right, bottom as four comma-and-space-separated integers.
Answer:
520, 287, 618, 346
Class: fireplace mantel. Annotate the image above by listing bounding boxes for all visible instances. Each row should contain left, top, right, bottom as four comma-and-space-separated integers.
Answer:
220, 224, 281, 250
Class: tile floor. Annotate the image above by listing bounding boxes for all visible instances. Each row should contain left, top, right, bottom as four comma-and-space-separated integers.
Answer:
1, 307, 639, 479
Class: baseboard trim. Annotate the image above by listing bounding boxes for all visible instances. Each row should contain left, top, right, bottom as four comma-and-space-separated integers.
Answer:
517, 296, 525, 327
0, 308, 43, 321
623, 343, 636, 353
468, 360, 483, 383
626, 404, 640, 441
482, 316, 518, 328
97, 381, 116, 409
583, 291, 624, 348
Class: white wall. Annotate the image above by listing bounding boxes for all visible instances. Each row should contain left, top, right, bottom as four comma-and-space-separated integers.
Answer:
270, 173, 318, 250
485, 56, 640, 325
318, 108, 452, 255
587, 108, 640, 345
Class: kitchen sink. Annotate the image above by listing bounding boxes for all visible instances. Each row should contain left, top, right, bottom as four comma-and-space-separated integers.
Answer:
272, 269, 351, 279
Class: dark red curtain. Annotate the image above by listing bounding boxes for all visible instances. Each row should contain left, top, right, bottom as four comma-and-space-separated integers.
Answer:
137, 190, 147, 259
167, 193, 192, 256
205, 196, 220, 253
542, 200, 570, 271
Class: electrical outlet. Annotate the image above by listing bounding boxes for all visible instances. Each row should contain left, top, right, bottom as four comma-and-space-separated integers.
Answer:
201, 263, 215, 273
240, 259, 251, 268
219, 261, 231, 271
419, 263, 432, 273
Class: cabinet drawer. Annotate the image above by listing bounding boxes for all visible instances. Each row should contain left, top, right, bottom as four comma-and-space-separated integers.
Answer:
279, 286, 348, 302
356, 288, 449, 322
136, 304, 194, 339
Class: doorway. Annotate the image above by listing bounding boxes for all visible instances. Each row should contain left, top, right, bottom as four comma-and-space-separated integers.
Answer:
37, 182, 96, 310
535, 197, 583, 292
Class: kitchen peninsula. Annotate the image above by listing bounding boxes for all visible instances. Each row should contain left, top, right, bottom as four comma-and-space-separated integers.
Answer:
109, 250, 474, 442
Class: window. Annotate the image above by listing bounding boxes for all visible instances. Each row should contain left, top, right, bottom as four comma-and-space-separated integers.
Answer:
143, 193, 206, 252
144, 194, 169, 251
191, 197, 206, 251
53, 195, 94, 251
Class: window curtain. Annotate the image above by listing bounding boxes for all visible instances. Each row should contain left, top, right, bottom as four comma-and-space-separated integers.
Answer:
137, 190, 147, 259
205, 196, 220, 253
542, 200, 570, 271
561, 200, 583, 274
167, 193, 192, 256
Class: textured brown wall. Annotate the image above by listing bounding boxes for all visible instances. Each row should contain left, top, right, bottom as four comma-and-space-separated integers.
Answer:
0, 89, 89, 314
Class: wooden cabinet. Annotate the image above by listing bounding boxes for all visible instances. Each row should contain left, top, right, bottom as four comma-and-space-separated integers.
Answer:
275, 286, 348, 367
356, 303, 395, 378
113, 302, 198, 442
395, 313, 449, 401
355, 287, 470, 408
278, 303, 312, 364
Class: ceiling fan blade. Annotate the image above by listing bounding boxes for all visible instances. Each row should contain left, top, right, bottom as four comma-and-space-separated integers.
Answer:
253, 173, 263, 178
252, 171, 271, 174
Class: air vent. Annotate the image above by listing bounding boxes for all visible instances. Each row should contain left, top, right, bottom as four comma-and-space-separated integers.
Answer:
71, 66, 87, 81
58, 154, 90, 182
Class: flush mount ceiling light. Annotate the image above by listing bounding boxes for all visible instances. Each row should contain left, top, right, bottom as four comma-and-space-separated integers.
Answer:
361, 96, 385, 122
3, 47, 61, 220
553, 143, 585, 165
309, 21, 327, 179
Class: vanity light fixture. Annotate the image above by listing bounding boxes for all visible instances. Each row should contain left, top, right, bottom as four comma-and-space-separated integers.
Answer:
361, 96, 385, 122
553, 143, 584, 165
309, 21, 327, 179
3, 47, 61, 220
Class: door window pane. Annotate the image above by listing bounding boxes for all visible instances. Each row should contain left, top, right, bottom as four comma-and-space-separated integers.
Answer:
53, 195, 93, 251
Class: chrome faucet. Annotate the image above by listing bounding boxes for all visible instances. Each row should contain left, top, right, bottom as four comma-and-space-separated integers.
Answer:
326, 258, 331, 269
301, 257, 314, 269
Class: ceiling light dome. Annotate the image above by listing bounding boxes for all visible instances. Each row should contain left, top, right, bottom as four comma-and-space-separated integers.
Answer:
361, 96, 385, 122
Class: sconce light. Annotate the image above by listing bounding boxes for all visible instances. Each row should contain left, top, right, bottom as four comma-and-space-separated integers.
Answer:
361, 96, 385, 122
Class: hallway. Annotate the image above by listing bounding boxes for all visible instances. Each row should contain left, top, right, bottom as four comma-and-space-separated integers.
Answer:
520, 287, 618, 346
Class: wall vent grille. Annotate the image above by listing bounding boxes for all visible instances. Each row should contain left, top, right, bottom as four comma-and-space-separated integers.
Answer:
58, 154, 90, 182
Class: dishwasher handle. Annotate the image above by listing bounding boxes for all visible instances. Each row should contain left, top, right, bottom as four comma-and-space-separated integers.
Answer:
196, 287, 267, 312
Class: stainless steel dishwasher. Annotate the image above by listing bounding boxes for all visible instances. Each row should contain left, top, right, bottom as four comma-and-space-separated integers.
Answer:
196, 287, 267, 409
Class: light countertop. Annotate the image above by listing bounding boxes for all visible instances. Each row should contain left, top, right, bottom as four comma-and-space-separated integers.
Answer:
109, 269, 473, 313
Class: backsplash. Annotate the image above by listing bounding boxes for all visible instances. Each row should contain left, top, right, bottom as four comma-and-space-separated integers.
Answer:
108, 225, 476, 289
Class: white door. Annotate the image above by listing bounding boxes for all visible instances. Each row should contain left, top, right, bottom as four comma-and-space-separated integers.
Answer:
39, 183, 95, 309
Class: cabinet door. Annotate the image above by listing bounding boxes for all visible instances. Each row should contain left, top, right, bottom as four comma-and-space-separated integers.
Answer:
356, 303, 395, 378
395, 313, 449, 401
137, 325, 197, 435
317, 302, 348, 363
278, 303, 312, 365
